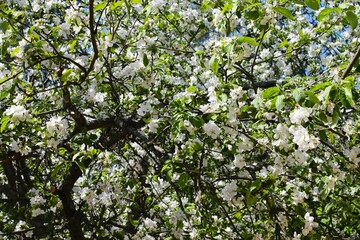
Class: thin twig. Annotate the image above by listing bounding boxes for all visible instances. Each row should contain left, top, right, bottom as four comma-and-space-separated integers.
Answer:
250, 29, 268, 87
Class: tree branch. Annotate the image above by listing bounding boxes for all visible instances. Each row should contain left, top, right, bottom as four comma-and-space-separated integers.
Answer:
85, 0, 99, 79
341, 45, 360, 80
250, 30, 268, 87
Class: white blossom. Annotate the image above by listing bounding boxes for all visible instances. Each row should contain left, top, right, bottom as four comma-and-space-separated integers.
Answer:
273, 123, 291, 150
4, 105, 31, 125
144, 218, 158, 230
302, 212, 318, 236
203, 121, 221, 139
32, 208, 46, 217
289, 106, 312, 124
289, 125, 319, 151
10, 139, 31, 155
137, 101, 152, 116
221, 181, 238, 203
46, 116, 68, 139
292, 189, 307, 204
150, 0, 165, 13
326, 175, 337, 191
344, 147, 360, 166
233, 154, 246, 169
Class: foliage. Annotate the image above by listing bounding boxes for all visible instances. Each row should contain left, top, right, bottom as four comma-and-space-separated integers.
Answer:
0, 0, 360, 239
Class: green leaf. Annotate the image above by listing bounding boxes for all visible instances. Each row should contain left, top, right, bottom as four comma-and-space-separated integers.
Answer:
345, 11, 358, 29
263, 87, 279, 99
94, 2, 107, 11
74, 160, 86, 174
318, 8, 336, 21
250, 179, 261, 192
189, 116, 204, 128
305, 0, 320, 10
318, 130, 327, 141
177, 172, 190, 190
332, 104, 341, 126
245, 10, 260, 20
323, 85, 338, 101
0, 21, 9, 33
292, 0, 305, 5
343, 87, 355, 107
324, 202, 334, 213
1, 116, 9, 133
61, 69, 73, 82
273, 7, 295, 20
10, 46, 21, 57
131, 0, 141, 3
279, 40, 288, 48
310, 82, 331, 92
209, 55, 219, 74
69, 39, 77, 51
51, 162, 65, 178
110, 1, 123, 10
292, 88, 306, 103
305, 91, 320, 105
161, 162, 169, 173
186, 86, 197, 93
222, 3, 233, 14
246, 190, 257, 206
341, 76, 355, 88
243, 3, 262, 11
143, 54, 149, 66
317, 111, 328, 123
237, 36, 259, 46
276, 95, 285, 111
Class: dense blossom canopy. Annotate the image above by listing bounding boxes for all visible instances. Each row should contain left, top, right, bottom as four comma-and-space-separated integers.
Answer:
0, 0, 359, 239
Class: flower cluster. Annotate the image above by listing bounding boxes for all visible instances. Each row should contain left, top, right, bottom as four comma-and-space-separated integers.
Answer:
4, 105, 31, 125
302, 213, 318, 236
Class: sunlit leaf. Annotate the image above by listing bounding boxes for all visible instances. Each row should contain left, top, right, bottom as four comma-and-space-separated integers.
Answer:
209, 55, 219, 73
273, 6, 295, 20
345, 11, 358, 29
318, 8, 336, 21
305, 0, 320, 10
237, 36, 259, 46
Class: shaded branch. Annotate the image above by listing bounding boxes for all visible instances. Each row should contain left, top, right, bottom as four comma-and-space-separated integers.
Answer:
85, 0, 99, 79
54, 116, 145, 240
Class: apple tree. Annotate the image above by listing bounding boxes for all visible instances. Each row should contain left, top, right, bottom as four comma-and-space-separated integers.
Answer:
0, 0, 359, 239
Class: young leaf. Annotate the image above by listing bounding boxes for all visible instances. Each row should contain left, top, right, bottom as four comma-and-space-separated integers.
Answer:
10, 46, 21, 57
189, 115, 204, 128
276, 95, 285, 111
332, 104, 341, 126
209, 55, 219, 74
61, 69, 73, 82
293, 88, 306, 103
94, 2, 107, 11
343, 87, 355, 107
345, 11, 358, 29
318, 8, 336, 21
237, 36, 259, 46
273, 7, 295, 20
110, 1, 123, 10
263, 87, 279, 99
143, 54, 149, 66
310, 82, 331, 92
305, 0, 320, 10
305, 91, 320, 105
1, 116, 9, 133
322, 85, 333, 101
